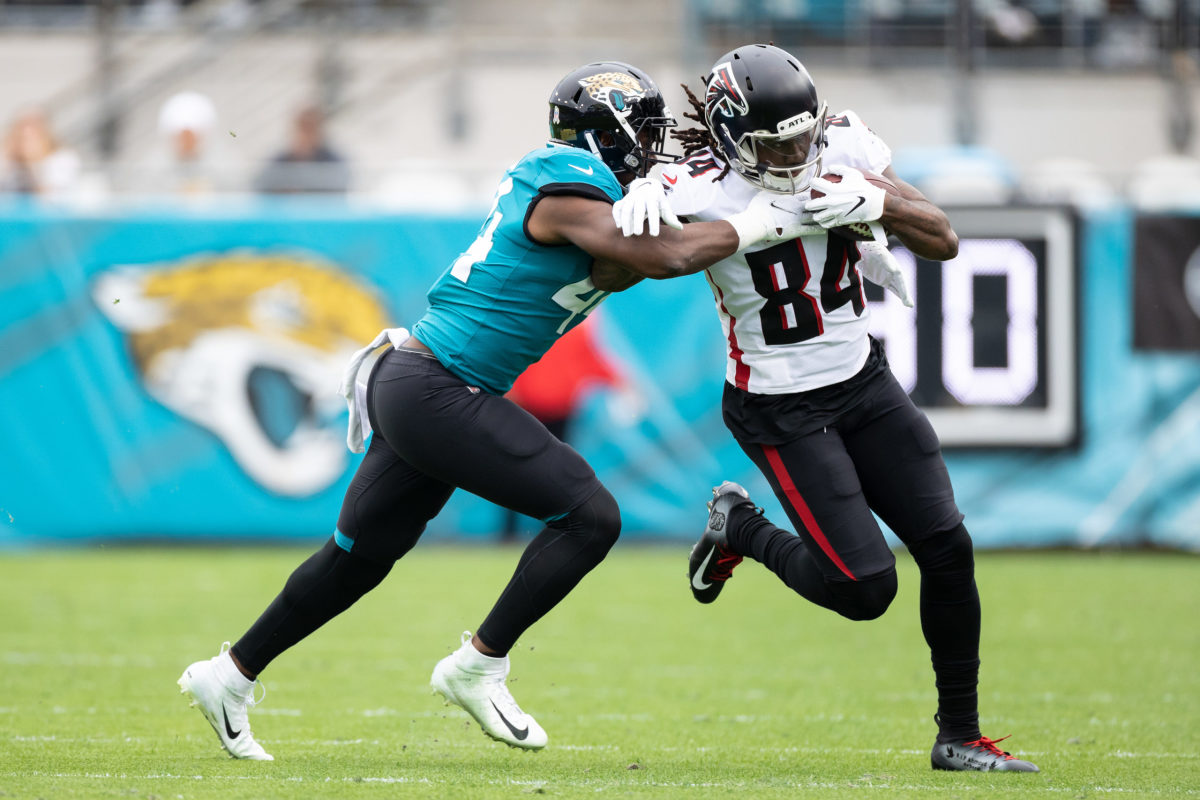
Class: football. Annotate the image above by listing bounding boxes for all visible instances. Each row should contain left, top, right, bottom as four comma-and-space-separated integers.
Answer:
810, 171, 899, 241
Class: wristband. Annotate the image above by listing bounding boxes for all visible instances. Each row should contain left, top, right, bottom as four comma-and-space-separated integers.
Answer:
724, 209, 771, 251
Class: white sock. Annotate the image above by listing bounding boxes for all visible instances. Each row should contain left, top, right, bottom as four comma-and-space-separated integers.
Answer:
216, 650, 255, 694
457, 639, 507, 672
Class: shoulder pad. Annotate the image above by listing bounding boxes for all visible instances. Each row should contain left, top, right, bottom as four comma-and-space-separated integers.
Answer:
822, 110, 892, 176
529, 146, 623, 202
655, 149, 725, 218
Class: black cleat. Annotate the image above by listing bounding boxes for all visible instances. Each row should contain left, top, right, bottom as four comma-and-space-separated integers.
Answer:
931, 735, 1040, 772
688, 481, 753, 604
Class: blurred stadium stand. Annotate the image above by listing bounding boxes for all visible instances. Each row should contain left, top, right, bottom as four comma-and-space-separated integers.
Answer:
0, 0, 1196, 207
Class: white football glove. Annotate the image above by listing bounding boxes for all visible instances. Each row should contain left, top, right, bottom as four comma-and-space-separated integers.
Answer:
612, 177, 682, 237
725, 191, 823, 251
805, 167, 886, 230
856, 241, 913, 307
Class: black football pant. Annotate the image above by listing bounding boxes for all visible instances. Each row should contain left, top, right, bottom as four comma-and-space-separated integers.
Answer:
727, 369, 982, 741
233, 347, 621, 675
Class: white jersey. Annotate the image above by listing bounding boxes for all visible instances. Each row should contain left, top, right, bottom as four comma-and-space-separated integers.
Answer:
658, 110, 892, 394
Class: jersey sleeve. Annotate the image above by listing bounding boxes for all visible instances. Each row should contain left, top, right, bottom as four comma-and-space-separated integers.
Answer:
532, 149, 624, 204
823, 109, 892, 176
655, 149, 723, 219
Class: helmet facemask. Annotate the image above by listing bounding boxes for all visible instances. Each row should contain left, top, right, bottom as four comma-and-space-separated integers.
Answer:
581, 89, 675, 178
714, 100, 828, 193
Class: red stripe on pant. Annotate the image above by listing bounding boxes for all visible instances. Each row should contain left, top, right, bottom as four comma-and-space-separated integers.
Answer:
761, 444, 858, 581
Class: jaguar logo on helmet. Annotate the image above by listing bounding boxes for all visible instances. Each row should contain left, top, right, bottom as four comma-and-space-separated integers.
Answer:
579, 72, 647, 115
705, 62, 749, 120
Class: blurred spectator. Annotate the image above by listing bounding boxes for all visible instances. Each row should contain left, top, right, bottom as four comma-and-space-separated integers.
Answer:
979, 0, 1040, 46
2, 109, 82, 199
499, 313, 644, 542
154, 90, 221, 196
254, 105, 350, 195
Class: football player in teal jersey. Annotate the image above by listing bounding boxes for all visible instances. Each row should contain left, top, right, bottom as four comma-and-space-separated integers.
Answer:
178, 61, 813, 759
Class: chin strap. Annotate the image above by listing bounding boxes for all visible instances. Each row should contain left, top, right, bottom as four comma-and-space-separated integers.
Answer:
583, 131, 650, 178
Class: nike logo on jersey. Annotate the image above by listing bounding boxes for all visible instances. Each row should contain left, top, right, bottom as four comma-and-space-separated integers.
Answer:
569, 164, 594, 176
222, 706, 242, 740
691, 548, 716, 590
663, 173, 678, 185
489, 700, 529, 740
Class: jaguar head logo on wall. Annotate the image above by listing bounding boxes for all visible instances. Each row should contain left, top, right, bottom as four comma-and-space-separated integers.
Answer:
93, 251, 390, 496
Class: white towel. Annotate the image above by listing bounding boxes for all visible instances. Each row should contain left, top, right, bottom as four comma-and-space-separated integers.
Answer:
339, 327, 410, 453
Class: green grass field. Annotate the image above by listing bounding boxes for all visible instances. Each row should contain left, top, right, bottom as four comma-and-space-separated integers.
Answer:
1, 545, 1197, 799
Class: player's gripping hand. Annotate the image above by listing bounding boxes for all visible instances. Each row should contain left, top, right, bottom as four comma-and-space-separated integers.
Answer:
856, 240, 913, 307
805, 167, 886, 230
612, 177, 682, 237
725, 191, 822, 251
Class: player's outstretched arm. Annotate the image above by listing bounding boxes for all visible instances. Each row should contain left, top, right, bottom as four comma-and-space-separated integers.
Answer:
590, 259, 645, 293
877, 166, 959, 261
528, 194, 740, 283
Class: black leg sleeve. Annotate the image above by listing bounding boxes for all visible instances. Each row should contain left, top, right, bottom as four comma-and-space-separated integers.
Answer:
731, 508, 898, 621
476, 486, 621, 655
907, 523, 982, 742
231, 537, 393, 676
731, 508, 839, 609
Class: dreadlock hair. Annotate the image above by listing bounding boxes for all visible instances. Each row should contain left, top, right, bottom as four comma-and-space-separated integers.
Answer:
670, 80, 733, 182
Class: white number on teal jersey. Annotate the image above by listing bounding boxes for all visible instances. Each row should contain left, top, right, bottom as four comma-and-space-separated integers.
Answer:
450, 177, 514, 282
552, 277, 609, 334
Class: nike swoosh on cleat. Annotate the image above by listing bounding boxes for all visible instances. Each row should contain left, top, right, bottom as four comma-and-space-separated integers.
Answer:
489, 700, 529, 740
569, 164, 594, 176
223, 706, 242, 740
691, 548, 715, 591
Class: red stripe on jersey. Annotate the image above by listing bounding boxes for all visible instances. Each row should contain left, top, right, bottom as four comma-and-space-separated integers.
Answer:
853, 243, 868, 307
707, 271, 751, 390
761, 444, 857, 581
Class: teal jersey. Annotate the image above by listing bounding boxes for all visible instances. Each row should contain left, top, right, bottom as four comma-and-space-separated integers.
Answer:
412, 144, 624, 394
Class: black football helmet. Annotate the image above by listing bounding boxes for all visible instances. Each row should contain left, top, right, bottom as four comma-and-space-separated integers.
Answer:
703, 44, 828, 193
549, 61, 676, 179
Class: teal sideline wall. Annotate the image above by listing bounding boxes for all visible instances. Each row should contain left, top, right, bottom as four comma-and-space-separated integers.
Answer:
0, 200, 1196, 550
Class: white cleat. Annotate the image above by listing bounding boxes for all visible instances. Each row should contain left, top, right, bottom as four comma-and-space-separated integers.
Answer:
430, 631, 547, 750
177, 642, 274, 761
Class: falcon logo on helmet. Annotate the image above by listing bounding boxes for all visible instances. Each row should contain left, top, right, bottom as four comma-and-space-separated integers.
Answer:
705, 63, 749, 120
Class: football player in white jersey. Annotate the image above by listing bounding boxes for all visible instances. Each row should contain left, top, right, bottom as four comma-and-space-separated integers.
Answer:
601, 44, 1039, 773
